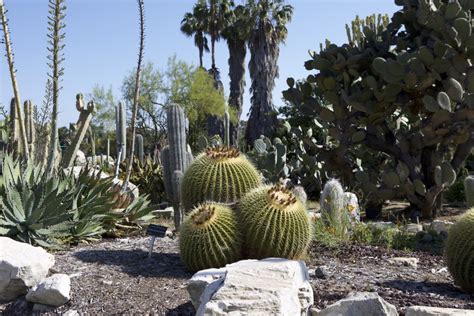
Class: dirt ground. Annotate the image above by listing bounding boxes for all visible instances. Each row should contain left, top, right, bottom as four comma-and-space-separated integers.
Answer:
1, 232, 473, 315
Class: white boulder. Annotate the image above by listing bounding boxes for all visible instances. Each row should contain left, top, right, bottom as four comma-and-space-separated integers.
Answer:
317, 292, 398, 316
192, 258, 313, 316
429, 220, 453, 234
344, 192, 360, 222
187, 268, 227, 309
406, 306, 474, 316
0, 237, 55, 301
26, 273, 70, 306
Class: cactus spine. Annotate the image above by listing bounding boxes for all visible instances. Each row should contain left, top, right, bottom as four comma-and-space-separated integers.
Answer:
135, 133, 144, 163
179, 202, 242, 272
161, 104, 192, 229
465, 176, 474, 208
320, 179, 346, 228
239, 184, 311, 259
181, 146, 261, 211
61, 94, 95, 168
115, 101, 127, 162
445, 208, 474, 293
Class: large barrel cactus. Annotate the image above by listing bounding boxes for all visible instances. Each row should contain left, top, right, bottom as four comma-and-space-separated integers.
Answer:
181, 146, 261, 211
179, 203, 242, 272
239, 184, 311, 259
445, 208, 474, 293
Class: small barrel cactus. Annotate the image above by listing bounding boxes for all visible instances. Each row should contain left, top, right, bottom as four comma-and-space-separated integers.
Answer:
445, 208, 474, 293
239, 184, 311, 259
179, 203, 242, 272
464, 176, 474, 207
320, 179, 345, 227
181, 146, 261, 211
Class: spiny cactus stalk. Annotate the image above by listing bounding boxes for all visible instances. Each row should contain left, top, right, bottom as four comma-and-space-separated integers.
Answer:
223, 109, 230, 146
1, 2, 29, 157
9, 98, 19, 148
445, 208, 474, 293
239, 184, 311, 259
135, 133, 144, 163
115, 101, 126, 163
465, 176, 474, 208
61, 94, 95, 168
181, 146, 261, 211
24, 100, 35, 154
179, 202, 243, 272
161, 103, 193, 229
320, 179, 345, 228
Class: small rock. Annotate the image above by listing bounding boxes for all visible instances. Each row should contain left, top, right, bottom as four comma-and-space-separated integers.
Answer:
404, 223, 423, 234
317, 292, 397, 316
315, 266, 328, 279
26, 274, 71, 307
387, 257, 419, 268
406, 305, 474, 316
344, 192, 360, 223
32, 303, 57, 313
63, 310, 79, 316
429, 220, 453, 234
310, 306, 321, 315
368, 222, 396, 230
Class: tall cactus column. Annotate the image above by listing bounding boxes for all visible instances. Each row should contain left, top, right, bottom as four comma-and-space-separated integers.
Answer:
24, 100, 35, 154
465, 175, 474, 208
115, 101, 127, 162
161, 104, 192, 230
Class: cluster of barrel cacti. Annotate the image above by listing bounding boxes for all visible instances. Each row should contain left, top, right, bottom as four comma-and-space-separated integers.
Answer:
177, 144, 311, 272
445, 208, 474, 293
283, 0, 474, 218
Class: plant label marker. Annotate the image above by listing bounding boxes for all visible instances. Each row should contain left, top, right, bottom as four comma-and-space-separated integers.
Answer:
146, 224, 168, 257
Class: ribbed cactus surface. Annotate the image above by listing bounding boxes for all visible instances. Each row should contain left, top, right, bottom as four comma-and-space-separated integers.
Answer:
445, 208, 474, 293
179, 203, 242, 272
239, 184, 311, 260
464, 176, 474, 208
181, 146, 261, 211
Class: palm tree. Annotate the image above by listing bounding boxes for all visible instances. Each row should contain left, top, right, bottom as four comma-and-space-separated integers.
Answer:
180, 1, 209, 68
221, 4, 253, 144
206, 0, 232, 70
245, 0, 293, 146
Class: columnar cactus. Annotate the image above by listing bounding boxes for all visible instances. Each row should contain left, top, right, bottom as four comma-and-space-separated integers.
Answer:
238, 184, 311, 259
23, 100, 35, 153
465, 176, 474, 208
223, 109, 230, 146
115, 101, 126, 162
320, 179, 345, 228
445, 208, 474, 293
135, 133, 144, 163
61, 94, 96, 168
9, 98, 19, 149
179, 202, 242, 272
161, 104, 192, 229
181, 146, 261, 211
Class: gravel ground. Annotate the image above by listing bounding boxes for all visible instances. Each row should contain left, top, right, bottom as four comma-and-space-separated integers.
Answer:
1, 236, 473, 315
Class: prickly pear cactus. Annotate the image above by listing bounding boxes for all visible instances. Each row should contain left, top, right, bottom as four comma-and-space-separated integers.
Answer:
179, 203, 242, 272
445, 208, 474, 293
181, 146, 261, 211
238, 184, 311, 259
464, 176, 474, 207
320, 179, 345, 227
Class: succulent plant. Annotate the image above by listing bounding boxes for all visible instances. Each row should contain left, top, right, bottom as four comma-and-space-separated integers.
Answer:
238, 184, 311, 259
181, 146, 261, 211
115, 101, 127, 162
320, 179, 346, 228
445, 208, 474, 293
465, 176, 474, 207
179, 202, 242, 272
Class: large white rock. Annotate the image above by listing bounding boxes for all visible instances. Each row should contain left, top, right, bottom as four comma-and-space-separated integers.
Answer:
317, 292, 398, 316
193, 258, 313, 316
26, 273, 70, 306
187, 268, 227, 309
74, 150, 87, 166
429, 220, 453, 234
406, 306, 474, 316
0, 237, 55, 301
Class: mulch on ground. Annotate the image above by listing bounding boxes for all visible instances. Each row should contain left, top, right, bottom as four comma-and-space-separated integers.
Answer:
1, 235, 473, 315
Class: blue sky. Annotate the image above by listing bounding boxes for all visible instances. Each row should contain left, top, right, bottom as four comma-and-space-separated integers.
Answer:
0, 0, 398, 127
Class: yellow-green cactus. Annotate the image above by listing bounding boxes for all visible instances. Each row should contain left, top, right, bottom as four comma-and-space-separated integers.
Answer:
239, 184, 311, 259
445, 208, 474, 293
181, 147, 261, 211
179, 203, 242, 272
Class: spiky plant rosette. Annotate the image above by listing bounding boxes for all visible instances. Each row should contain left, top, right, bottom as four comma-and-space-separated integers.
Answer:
239, 184, 311, 260
181, 146, 261, 211
179, 202, 242, 272
445, 208, 474, 293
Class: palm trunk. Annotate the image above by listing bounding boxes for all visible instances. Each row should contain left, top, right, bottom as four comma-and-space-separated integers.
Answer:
246, 26, 279, 146
199, 46, 204, 68
227, 38, 246, 145
211, 37, 216, 69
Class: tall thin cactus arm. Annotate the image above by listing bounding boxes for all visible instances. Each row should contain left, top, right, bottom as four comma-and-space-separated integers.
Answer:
123, 0, 145, 190
1, 0, 29, 158
61, 94, 95, 168
115, 101, 126, 163
24, 100, 35, 154
45, 0, 66, 177
223, 108, 230, 146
